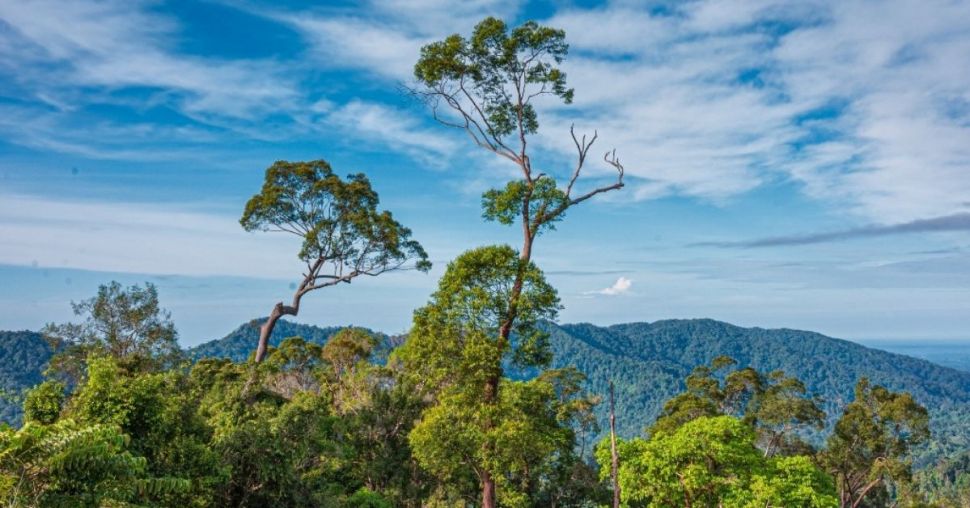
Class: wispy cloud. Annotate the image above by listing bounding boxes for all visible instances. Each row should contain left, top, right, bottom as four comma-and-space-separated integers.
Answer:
0, 0, 298, 121
537, 0, 970, 224
0, 192, 300, 278
325, 101, 455, 162
694, 213, 970, 248
586, 276, 633, 296
7, 0, 969, 221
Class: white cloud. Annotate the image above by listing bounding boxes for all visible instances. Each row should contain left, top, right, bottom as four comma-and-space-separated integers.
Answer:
4, 0, 970, 227
0, 0, 298, 123
588, 276, 633, 296
0, 193, 302, 278
326, 100, 455, 161
537, 0, 970, 224
262, 0, 522, 81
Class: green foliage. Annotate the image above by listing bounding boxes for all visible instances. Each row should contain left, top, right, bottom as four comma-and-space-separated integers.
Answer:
0, 330, 52, 425
913, 451, 970, 506
4, 317, 969, 505
650, 355, 825, 457
397, 245, 602, 505
538, 319, 970, 467
409, 373, 596, 507
821, 377, 931, 507
397, 245, 560, 393
23, 381, 65, 425
599, 415, 836, 507
66, 356, 226, 506
240, 159, 430, 272
187, 333, 433, 507
413, 17, 571, 140
337, 376, 434, 506
0, 419, 189, 507
42, 281, 184, 382
750, 456, 839, 508
346, 487, 392, 508
482, 177, 569, 235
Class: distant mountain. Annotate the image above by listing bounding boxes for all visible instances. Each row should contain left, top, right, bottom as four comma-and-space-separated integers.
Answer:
0, 331, 53, 425
188, 318, 346, 362
187, 318, 398, 364
542, 319, 970, 464
2, 318, 968, 465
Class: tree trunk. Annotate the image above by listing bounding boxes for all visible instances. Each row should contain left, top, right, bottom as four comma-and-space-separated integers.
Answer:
479, 182, 535, 508
254, 301, 298, 363
482, 469, 497, 508
610, 381, 621, 508
481, 372, 500, 508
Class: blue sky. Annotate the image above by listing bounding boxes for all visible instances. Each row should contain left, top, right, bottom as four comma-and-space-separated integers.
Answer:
2, 0, 969, 345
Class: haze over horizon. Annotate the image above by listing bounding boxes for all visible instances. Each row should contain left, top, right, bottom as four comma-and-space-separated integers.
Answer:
2, 0, 970, 344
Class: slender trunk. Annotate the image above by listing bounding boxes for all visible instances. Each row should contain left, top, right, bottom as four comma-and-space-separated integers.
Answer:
763, 432, 776, 459
482, 374, 499, 508
677, 474, 692, 508
254, 306, 281, 363
610, 381, 621, 508
254, 301, 298, 363
254, 258, 325, 363
482, 469, 497, 508
480, 192, 535, 508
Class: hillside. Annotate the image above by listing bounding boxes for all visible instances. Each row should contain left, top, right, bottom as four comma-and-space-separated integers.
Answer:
0, 331, 53, 425
3, 318, 969, 464
188, 318, 970, 462
188, 318, 347, 362
545, 319, 970, 464
187, 318, 396, 363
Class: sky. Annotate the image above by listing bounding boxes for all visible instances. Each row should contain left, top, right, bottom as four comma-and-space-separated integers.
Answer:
1, 0, 969, 346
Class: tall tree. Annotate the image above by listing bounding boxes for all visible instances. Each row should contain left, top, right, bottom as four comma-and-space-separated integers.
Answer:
42, 281, 183, 382
821, 378, 930, 508
240, 160, 431, 362
599, 415, 837, 508
412, 17, 624, 506
398, 245, 595, 506
650, 356, 825, 458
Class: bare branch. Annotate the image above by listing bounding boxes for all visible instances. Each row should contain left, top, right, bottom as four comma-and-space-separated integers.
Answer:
536, 144, 625, 226
565, 125, 598, 199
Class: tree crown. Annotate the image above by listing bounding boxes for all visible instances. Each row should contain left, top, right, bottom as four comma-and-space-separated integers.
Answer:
241, 159, 431, 276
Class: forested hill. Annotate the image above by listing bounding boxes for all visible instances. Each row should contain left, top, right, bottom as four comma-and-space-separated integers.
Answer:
188, 318, 970, 462
187, 319, 345, 362
0, 331, 53, 424
544, 319, 970, 463
187, 318, 397, 363
3, 318, 969, 462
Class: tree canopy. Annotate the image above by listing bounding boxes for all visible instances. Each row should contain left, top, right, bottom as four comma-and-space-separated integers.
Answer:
42, 281, 183, 382
241, 159, 430, 362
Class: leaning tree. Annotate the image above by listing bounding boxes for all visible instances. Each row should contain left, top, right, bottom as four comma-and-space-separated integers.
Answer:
410, 17, 625, 507
241, 159, 431, 363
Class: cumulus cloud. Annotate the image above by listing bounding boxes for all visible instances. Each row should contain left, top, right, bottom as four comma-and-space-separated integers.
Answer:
588, 276, 633, 296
